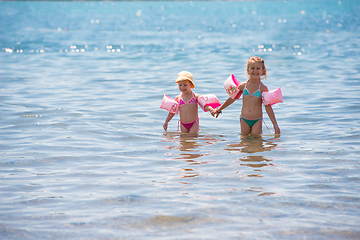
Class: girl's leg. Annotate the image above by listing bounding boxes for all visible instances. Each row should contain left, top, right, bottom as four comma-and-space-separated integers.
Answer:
250, 119, 262, 135
240, 117, 251, 135
179, 124, 187, 133
188, 119, 199, 134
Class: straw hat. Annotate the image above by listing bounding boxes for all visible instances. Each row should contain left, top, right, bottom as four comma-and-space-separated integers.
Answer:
175, 71, 195, 88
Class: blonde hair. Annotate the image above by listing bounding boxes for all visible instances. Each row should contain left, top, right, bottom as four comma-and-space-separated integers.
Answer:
246, 56, 268, 81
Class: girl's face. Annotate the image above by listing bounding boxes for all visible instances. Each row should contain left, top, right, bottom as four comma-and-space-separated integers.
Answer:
177, 80, 192, 93
247, 62, 264, 80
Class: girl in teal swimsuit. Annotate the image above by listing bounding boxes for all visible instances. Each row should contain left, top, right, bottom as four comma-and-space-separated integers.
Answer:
212, 56, 280, 135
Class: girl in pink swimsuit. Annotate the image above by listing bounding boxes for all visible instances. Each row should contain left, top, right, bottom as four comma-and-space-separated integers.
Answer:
163, 71, 214, 134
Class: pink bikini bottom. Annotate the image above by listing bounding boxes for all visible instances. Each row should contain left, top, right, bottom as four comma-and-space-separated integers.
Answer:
178, 118, 199, 131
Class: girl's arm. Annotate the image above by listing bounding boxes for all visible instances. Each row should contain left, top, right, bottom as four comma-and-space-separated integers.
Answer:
211, 97, 236, 118
194, 93, 214, 114
163, 95, 180, 131
204, 105, 214, 113
265, 105, 280, 134
163, 112, 175, 131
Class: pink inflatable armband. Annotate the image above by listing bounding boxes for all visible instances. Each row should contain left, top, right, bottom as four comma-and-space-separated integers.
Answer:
262, 88, 283, 106
198, 94, 221, 112
224, 74, 242, 99
160, 95, 179, 114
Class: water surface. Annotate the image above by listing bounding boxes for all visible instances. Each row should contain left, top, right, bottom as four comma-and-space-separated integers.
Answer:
1, 1, 360, 239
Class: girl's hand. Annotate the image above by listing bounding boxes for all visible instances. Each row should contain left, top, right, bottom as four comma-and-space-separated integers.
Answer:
210, 108, 217, 117
212, 108, 222, 118
205, 106, 214, 114
163, 122, 168, 131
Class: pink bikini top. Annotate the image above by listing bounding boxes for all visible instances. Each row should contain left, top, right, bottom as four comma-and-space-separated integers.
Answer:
179, 93, 197, 106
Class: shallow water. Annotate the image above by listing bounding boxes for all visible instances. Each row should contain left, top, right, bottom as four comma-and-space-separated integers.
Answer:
1, 1, 360, 239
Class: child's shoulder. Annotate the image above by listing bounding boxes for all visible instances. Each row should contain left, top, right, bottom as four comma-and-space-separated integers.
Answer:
239, 81, 247, 85
260, 82, 269, 92
238, 81, 247, 90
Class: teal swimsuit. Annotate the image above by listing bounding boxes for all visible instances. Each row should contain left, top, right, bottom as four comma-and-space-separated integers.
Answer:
241, 81, 262, 127
243, 82, 262, 98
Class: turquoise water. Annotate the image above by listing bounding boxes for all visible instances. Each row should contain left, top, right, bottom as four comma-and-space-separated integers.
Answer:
1, 1, 360, 239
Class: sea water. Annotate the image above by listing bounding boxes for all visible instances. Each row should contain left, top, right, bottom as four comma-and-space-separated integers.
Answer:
1, 1, 360, 239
